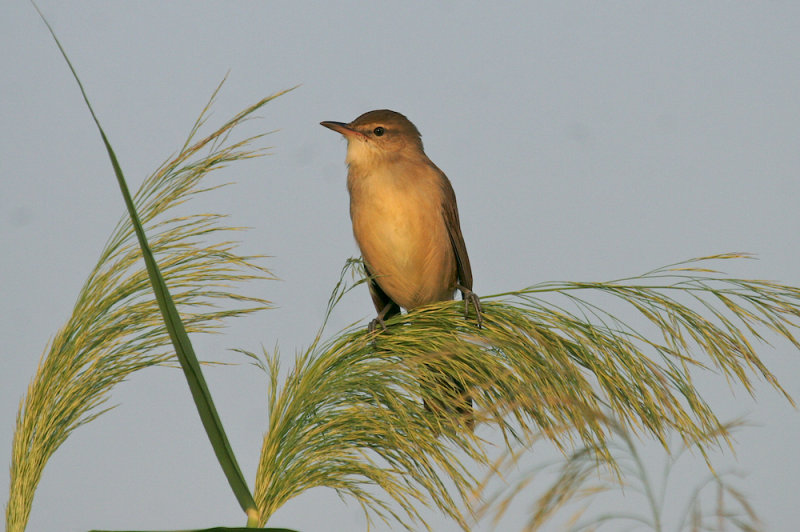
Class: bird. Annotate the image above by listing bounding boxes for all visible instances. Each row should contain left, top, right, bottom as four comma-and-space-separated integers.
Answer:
320, 109, 481, 430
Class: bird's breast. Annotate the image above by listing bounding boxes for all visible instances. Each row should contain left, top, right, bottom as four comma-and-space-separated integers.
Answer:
348, 163, 457, 310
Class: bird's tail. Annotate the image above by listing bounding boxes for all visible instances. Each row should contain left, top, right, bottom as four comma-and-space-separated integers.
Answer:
423, 371, 474, 433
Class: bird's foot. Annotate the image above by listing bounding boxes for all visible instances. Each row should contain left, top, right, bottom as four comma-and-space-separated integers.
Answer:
368, 316, 388, 334
457, 284, 483, 328
368, 301, 398, 334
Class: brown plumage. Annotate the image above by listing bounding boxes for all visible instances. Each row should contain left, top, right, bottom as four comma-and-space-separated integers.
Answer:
321, 110, 481, 431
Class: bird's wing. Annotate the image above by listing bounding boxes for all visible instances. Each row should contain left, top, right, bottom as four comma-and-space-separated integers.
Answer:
364, 261, 402, 318
440, 174, 473, 291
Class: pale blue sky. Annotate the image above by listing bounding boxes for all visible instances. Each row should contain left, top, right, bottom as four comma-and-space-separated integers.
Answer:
2, 2, 800, 531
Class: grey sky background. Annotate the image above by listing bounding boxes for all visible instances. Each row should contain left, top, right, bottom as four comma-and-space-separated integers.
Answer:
2, 2, 799, 531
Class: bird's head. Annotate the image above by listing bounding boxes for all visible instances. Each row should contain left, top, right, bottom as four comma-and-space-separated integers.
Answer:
321, 109, 424, 167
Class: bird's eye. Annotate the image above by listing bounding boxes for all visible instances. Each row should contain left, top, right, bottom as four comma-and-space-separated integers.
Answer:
373, 126, 385, 136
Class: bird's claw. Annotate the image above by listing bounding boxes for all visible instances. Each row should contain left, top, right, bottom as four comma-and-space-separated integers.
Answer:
457, 285, 483, 328
368, 316, 387, 334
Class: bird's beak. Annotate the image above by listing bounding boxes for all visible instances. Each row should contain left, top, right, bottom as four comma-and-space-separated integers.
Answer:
320, 121, 366, 140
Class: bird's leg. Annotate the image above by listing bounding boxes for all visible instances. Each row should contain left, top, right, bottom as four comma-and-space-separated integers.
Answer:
368, 302, 396, 333
456, 283, 483, 328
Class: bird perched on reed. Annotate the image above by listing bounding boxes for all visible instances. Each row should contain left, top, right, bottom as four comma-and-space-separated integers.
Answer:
321, 109, 481, 430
